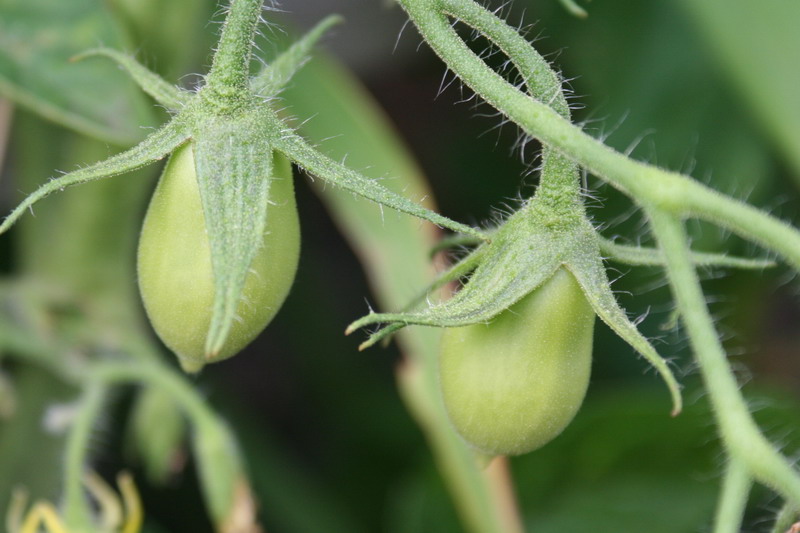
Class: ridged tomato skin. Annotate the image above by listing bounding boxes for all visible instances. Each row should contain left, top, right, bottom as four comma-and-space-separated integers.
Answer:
137, 143, 300, 371
439, 268, 594, 456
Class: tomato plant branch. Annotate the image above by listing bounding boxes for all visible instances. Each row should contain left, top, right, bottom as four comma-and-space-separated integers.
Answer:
396, 0, 800, 522
438, 0, 582, 216
647, 209, 800, 507
204, 0, 263, 100
398, 0, 800, 270
712, 458, 751, 533
91, 360, 253, 530
62, 382, 107, 531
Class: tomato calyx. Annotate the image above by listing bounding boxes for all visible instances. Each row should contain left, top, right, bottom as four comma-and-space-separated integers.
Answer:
348, 194, 685, 417
0, 5, 488, 371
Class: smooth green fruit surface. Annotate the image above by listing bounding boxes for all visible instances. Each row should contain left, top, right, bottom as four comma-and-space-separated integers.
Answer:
137, 143, 300, 371
440, 268, 594, 456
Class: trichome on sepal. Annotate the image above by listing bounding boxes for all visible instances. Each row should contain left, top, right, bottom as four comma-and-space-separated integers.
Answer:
0, 3, 487, 372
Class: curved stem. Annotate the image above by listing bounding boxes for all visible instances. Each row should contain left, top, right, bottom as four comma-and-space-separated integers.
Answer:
713, 458, 751, 533
91, 361, 246, 527
439, 0, 581, 214
647, 208, 800, 505
398, 0, 800, 270
91, 361, 213, 427
63, 383, 107, 531
205, 0, 263, 100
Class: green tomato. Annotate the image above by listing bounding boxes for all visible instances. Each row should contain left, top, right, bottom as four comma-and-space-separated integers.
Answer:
439, 268, 594, 456
137, 143, 300, 371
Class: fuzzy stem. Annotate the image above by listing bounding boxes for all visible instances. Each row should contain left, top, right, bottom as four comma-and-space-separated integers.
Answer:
438, 0, 582, 216
647, 209, 800, 506
713, 458, 751, 533
63, 383, 107, 531
398, 0, 800, 269
91, 362, 214, 435
205, 0, 263, 101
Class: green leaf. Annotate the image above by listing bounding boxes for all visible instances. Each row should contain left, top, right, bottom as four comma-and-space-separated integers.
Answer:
0, 366, 76, 508
0, 0, 156, 144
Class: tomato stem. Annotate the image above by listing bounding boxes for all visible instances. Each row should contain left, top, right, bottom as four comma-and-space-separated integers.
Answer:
204, 0, 263, 108
712, 458, 751, 533
62, 383, 107, 531
648, 209, 800, 507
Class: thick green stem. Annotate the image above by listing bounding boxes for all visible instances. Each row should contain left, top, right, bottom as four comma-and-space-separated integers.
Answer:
438, 0, 581, 215
204, 0, 263, 102
647, 209, 800, 506
63, 383, 107, 531
399, 0, 800, 269
713, 458, 751, 533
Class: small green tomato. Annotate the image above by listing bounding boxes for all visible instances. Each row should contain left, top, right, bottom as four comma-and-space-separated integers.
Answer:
137, 143, 300, 371
439, 267, 594, 456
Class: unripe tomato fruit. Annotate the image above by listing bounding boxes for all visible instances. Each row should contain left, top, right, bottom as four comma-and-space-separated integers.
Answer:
137, 143, 300, 371
439, 268, 594, 456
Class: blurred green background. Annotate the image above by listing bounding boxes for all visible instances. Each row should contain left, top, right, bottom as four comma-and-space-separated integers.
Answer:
1, 0, 799, 532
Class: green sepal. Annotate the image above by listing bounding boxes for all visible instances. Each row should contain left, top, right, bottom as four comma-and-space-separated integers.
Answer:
71, 48, 190, 111
190, 117, 274, 360
272, 128, 488, 242
0, 120, 188, 235
251, 15, 345, 97
346, 206, 572, 347
598, 237, 776, 270
567, 237, 683, 416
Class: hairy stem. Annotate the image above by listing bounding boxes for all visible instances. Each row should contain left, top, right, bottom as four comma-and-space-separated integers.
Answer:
205, 0, 263, 101
647, 209, 800, 505
399, 0, 800, 269
713, 458, 751, 533
439, 0, 581, 214
92, 361, 214, 430
63, 383, 107, 531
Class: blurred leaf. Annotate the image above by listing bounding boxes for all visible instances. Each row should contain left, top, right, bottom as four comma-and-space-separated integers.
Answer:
229, 408, 368, 533
679, 0, 800, 182
283, 33, 520, 531
518, 384, 800, 532
281, 49, 518, 533
11, 110, 156, 301
281, 54, 441, 319
514, 386, 719, 532
0, 0, 156, 145
0, 366, 75, 507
